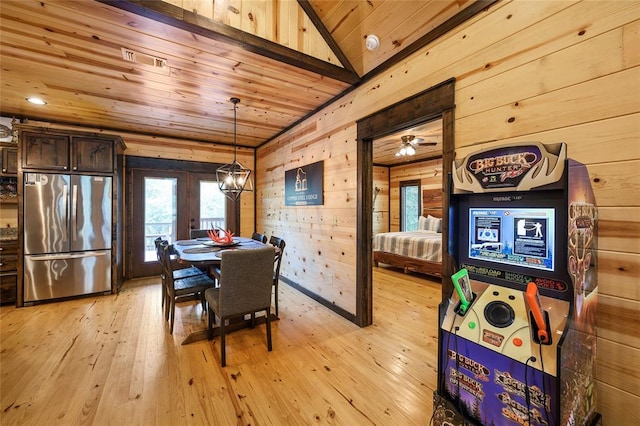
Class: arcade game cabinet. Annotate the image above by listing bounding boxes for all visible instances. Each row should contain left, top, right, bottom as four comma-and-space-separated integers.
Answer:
433, 142, 599, 426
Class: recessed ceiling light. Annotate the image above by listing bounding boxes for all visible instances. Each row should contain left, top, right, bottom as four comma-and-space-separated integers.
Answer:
26, 97, 47, 105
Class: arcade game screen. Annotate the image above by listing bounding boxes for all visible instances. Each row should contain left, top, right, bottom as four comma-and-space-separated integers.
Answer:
468, 207, 555, 272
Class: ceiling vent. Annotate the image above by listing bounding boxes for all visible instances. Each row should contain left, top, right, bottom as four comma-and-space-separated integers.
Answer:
121, 48, 168, 70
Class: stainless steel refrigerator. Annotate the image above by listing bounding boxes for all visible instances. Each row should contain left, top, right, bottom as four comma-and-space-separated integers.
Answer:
23, 173, 112, 302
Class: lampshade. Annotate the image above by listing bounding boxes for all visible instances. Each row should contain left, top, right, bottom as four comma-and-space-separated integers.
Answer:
395, 140, 416, 157
217, 97, 253, 201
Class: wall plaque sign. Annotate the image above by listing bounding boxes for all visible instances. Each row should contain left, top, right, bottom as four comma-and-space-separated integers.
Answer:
285, 161, 323, 206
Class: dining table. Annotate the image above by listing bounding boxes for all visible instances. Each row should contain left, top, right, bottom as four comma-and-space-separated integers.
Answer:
172, 236, 279, 345
173, 236, 267, 266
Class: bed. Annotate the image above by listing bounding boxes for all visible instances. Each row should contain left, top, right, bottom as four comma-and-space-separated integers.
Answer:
373, 189, 443, 278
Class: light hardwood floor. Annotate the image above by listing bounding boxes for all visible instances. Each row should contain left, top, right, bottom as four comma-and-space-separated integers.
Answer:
0, 267, 442, 425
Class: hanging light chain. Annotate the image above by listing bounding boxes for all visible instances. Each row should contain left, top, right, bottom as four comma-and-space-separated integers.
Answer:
231, 97, 239, 162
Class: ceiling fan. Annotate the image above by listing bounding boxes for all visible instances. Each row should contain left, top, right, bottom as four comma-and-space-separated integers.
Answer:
395, 135, 438, 157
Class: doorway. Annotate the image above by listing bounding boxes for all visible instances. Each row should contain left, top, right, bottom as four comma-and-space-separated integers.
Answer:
355, 78, 456, 327
126, 157, 236, 279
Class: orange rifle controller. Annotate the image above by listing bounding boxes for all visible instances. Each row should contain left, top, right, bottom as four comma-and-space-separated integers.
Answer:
525, 282, 550, 344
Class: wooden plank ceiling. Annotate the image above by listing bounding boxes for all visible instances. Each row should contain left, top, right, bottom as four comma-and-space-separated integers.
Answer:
0, 0, 481, 164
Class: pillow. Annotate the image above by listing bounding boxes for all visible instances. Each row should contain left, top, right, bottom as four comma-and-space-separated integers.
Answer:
433, 215, 443, 233
419, 215, 441, 232
418, 215, 429, 231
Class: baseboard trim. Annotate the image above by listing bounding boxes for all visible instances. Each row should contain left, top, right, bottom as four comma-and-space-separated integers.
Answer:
280, 276, 357, 324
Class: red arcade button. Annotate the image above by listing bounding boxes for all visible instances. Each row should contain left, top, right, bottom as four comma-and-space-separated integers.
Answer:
513, 337, 523, 347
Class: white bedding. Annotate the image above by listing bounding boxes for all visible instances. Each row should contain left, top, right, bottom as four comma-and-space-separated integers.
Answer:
372, 230, 442, 262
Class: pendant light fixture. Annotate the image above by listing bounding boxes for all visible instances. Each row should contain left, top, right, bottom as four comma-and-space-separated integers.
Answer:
216, 97, 253, 200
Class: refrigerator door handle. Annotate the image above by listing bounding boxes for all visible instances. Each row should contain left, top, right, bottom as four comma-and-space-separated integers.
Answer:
71, 183, 78, 242
62, 183, 69, 242
27, 251, 108, 261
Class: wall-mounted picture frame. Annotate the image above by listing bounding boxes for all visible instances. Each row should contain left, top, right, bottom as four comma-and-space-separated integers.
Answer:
285, 161, 323, 206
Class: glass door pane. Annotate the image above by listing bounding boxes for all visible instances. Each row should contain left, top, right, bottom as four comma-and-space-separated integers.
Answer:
188, 172, 234, 235
129, 168, 187, 279
144, 177, 177, 262
199, 180, 226, 230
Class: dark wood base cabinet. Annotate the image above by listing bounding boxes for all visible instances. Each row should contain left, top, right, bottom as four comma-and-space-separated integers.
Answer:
0, 239, 18, 305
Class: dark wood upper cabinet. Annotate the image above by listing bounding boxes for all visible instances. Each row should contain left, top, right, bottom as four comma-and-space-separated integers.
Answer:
72, 137, 114, 173
21, 131, 114, 173
22, 132, 70, 171
0, 146, 18, 175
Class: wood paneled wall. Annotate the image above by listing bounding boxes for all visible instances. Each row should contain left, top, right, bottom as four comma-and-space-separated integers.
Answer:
256, 122, 359, 312
257, 2, 640, 424
388, 158, 443, 232
373, 165, 389, 235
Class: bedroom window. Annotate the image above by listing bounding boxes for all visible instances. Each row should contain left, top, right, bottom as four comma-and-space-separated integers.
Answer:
400, 180, 421, 231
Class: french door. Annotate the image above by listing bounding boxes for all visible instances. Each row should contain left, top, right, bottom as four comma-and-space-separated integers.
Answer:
127, 158, 236, 279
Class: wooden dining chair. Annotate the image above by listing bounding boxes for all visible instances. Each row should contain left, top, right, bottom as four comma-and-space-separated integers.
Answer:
160, 242, 217, 334
155, 238, 205, 315
251, 232, 267, 244
269, 236, 286, 317
189, 229, 211, 239
205, 246, 276, 367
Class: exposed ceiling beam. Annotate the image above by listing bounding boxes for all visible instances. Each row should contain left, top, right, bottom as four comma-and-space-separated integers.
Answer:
297, 0, 358, 77
98, 0, 360, 85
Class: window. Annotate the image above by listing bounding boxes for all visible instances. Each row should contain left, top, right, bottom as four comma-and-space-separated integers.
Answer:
400, 180, 421, 231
